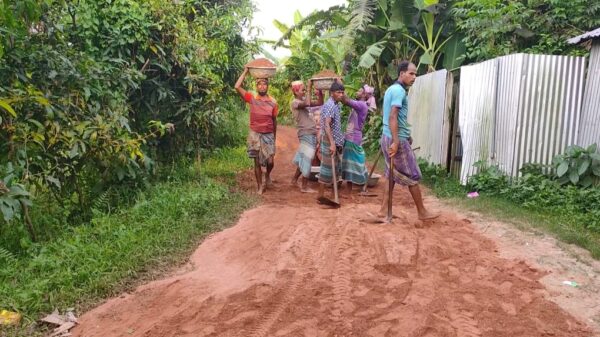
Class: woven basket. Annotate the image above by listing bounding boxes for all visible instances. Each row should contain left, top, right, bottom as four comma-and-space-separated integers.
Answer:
248, 66, 276, 79
312, 77, 337, 90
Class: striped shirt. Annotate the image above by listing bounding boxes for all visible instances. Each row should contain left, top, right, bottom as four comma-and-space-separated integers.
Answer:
244, 92, 278, 133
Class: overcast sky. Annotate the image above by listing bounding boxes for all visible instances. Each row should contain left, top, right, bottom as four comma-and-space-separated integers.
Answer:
250, 0, 346, 59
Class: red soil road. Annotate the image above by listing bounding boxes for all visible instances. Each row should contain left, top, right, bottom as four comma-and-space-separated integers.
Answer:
72, 126, 595, 337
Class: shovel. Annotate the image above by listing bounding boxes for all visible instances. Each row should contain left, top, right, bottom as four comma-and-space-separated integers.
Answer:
317, 151, 341, 208
358, 150, 382, 197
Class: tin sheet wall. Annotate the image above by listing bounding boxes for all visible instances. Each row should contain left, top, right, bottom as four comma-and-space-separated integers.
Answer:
459, 59, 498, 184
458, 53, 586, 184
407, 70, 453, 166
578, 41, 600, 148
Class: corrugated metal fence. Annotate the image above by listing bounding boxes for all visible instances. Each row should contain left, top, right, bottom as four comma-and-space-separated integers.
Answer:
407, 70, 454, 166
457, 53, 586, 184
458, 59, 498, 184
407, 52, 591, 185
578, 41, 600, 147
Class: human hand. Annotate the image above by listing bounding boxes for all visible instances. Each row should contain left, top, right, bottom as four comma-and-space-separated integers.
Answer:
329, 144, 336, 156
389, 142, 399, 157
408, 136, 413, 146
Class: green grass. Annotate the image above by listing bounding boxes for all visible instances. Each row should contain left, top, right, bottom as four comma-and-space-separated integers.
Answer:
418, 165, 600, 260
0, 147, 254, 336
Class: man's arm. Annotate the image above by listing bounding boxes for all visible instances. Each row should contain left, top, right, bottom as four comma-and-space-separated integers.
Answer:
389, 106, 400, 156
273, 104, 278, 139
235, 67, 249, 98
310, 79, 324, 106
341, 96, 362, 110
295, 80, 323, 109
324, 116, 336, 155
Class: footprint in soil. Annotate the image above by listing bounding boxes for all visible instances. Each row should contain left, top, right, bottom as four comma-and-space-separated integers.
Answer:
374, 263, 409, 278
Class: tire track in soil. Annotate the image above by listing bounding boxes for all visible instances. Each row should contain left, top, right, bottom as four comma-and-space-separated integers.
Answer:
327, 218, 357, 334
247, 215, 336, 337
71, 126, 596, 337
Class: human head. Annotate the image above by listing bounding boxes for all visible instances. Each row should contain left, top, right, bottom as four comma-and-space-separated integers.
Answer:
362, 84, 374, 100
291, 80, 305, 99
329, 81, 345, 102
256, 78, 269, 96
356, 87, 364, 100
397, 61, 417, 87
313, 107, 321, 126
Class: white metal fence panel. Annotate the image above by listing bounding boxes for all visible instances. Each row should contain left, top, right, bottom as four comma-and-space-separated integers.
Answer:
512, 54, 586, 175
579, 41, 600, 148
459, 59, 498, 184
408, 69, 453, 166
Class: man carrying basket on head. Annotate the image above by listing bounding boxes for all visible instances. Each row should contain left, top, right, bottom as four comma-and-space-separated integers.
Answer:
235, 65, 278, 194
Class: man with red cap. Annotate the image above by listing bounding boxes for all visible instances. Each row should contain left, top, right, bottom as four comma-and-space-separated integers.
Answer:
290, 80, 323, 193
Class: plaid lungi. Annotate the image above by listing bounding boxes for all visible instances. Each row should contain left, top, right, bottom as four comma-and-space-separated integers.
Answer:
292, 134, 317, 178
380, 135, 421, 186
341, 140, 368, 185
319, 136, 341, 184
247, 130, 275, 167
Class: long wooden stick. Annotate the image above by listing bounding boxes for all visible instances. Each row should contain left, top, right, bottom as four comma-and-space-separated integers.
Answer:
331, 151, 339, 204
361, 149, 382, 193
386, 156, 393, 223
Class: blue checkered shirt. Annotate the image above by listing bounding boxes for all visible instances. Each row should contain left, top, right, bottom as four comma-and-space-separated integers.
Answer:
320, 97, 344, 146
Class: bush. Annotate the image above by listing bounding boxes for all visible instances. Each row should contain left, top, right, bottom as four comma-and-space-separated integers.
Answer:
467, 161, 509, 192
0, 147, 253, 320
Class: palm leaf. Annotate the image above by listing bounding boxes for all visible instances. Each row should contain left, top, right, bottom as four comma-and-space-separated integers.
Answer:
359, 41, 387, 68
340, 0, 379, 48
0, 99, 16, 117
293, 10, 303, 25
272, 19, 289, 34
275, 5, 347, 47
391, 0, 419, 28
345, 0, 377, 33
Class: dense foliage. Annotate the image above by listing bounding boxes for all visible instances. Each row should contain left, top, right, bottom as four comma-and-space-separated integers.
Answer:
453, 0, 600, 61
465, 158, 600, 232
1, 0, 254, 250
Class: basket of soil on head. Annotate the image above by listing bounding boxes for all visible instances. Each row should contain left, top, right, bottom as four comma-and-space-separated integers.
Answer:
246, 58, 277, 78
311, 69, 339, 90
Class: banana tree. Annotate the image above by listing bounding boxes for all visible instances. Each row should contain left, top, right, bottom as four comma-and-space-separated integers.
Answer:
400, 0, 452, 72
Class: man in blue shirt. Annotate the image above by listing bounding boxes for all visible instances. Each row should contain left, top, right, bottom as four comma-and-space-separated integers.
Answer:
380, 61, 439, 220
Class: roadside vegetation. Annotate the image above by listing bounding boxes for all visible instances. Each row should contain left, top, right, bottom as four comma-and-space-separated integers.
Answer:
418, 145, 600, 259
2, 0, 600, 334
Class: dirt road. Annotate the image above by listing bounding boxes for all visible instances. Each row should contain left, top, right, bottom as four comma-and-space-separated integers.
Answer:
72, 126, 599, 337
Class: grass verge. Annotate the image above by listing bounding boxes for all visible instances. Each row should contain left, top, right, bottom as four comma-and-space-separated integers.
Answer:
419, 165, 600, 260
0, 147, 254, 336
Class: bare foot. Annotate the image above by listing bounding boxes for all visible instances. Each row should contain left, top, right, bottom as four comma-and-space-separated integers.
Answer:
300, 187, 317, 194
258, 182, 266, 195
373, 211, 400, 219
418, 210, 440, 220
340, 194, 355, 201
266, 177, 275, 188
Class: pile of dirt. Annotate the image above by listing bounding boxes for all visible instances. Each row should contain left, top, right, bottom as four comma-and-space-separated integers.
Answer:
245, 58, 276, 68
312, 69, 338, 78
